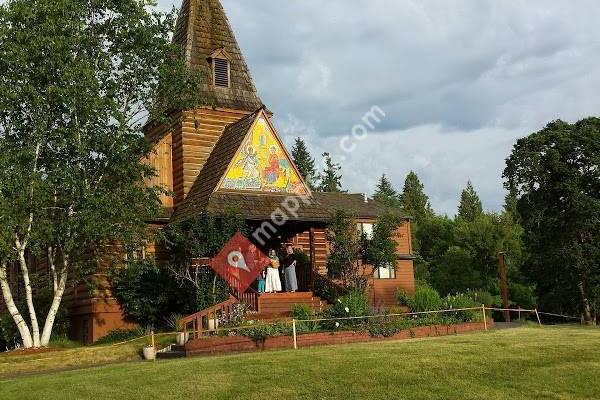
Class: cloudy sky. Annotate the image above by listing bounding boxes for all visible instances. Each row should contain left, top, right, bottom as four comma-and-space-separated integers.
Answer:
158, 0, 600, 215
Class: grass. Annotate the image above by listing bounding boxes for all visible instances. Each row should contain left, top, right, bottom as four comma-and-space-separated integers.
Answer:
1, 326, 599, 399
0, 334, 174, 378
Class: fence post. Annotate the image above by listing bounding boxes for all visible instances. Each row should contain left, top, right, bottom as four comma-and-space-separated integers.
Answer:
534, 309, 542, 327
292, 319, 298, 350
482, 305, 488, 331
518, 307, 522, 321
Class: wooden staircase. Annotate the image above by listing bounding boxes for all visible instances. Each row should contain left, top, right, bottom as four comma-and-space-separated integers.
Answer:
251, 292, 328, 320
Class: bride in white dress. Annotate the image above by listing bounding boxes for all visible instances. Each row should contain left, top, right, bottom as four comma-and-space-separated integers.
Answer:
265, 249, 282, 293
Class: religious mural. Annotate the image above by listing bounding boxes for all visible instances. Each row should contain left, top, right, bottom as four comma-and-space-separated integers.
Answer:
220, 116, 308, 195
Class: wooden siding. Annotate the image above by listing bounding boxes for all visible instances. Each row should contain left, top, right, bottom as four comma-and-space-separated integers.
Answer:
294, 220, 415, 308
145, 133, 174, 208
178, 108, 250, 205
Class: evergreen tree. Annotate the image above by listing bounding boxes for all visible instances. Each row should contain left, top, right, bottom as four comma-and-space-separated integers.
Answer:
291, 137, 317, 189
399, 171, 433, 221
373, 174, 400, 207
318, 153, 343, 193
503, 186, 520, 221
458, 181, 483, 221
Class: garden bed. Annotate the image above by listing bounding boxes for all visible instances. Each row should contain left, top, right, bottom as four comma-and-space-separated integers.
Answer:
185, 320, 494, 356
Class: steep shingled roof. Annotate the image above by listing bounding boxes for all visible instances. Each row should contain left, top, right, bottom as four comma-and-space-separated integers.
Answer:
173, 0, 264, 111
170, 109, 260, 223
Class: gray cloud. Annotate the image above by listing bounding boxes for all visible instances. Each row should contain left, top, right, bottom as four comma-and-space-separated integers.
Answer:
158, 0, 600, 215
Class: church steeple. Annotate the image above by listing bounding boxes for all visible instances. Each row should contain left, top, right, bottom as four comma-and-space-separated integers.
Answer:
174, 0, 264, 111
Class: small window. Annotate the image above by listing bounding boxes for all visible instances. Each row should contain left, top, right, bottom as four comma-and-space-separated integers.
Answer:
214, 58, 230, 88
357, 223, 374, 240
375, 263, 396, 280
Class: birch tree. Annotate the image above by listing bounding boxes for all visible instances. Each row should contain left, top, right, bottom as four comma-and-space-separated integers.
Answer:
0, 0, 202, 347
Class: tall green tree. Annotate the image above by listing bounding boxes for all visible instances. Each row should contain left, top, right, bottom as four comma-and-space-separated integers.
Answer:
399, 172, 433, 221
458, 181, 483, 221
373, 174, 400, 208
326, 210, 363, 289
0, 0, 201, 348
291, 137, 317, 190
504, 118, 600, 322
318, 153, 343, 193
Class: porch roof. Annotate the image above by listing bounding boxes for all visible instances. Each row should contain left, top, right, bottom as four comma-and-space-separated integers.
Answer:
172, 191, 395, 223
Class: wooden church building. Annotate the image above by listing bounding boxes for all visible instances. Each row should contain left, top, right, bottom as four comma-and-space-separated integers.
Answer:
7, 0, 416, 344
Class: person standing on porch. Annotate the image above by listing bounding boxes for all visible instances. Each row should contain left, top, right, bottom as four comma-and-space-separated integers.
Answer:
282, 245, 299, 293
265, 249, 282, 293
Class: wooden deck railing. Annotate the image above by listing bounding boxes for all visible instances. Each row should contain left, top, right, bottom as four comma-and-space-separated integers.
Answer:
212, 265, 260, 313
182, 296, 238, 339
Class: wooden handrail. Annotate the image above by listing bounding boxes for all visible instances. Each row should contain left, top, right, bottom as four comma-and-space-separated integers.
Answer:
207, 263, 260, 313
182, 296, 238, 339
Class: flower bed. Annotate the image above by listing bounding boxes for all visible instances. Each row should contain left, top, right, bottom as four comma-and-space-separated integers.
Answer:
185, 320, 494, 356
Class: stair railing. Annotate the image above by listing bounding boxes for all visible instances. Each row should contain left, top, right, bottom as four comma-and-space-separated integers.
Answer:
182, 296, 238, 339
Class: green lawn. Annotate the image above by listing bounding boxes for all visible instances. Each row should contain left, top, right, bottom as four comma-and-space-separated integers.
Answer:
1, 326, 599, 400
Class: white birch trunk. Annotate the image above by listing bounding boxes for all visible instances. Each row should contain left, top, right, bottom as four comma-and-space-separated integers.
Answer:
0, 263, 34, 348
17, 246, 41, 347
40, 264, 67, 347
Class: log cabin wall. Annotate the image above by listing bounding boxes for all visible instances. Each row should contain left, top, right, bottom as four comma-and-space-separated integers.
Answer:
293, 218, 415, 309
144, 107, 252, 209
177, 108, 251, 206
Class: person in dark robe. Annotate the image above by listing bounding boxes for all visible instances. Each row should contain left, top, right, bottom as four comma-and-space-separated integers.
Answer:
282, 245, 299, 292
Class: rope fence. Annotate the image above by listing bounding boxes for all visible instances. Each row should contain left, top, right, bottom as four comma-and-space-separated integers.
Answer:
2, 306, 586, 359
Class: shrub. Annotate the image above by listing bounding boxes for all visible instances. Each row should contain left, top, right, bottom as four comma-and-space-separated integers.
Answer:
397, 290, 411, 307
242, 322, 293, 342
95, 328, 147, 345
409, 285, 442, 312
443, 293, 481, 322
323, 290, 369, 330
163, 313, 184, 332
367, 316, 411, 338
292, 304, 313, 321
292, 304, 319, 332
465, 289, 499, 308
110, 259, 196, 328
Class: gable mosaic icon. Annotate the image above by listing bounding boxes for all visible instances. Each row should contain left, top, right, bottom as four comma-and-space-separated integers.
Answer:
219, 115, 309, 195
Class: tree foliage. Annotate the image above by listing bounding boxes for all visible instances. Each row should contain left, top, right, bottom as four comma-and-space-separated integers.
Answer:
504, 118, 600, 322
458, 181, 483, 221
326, 210, 363, 289
373, 174, 400, 208
327, 210, 401, 291
291, 137, 317, 190
318, 153, 344, 193
0, 0, 202, 347
399, 172, 433, 221
363, 213, 402, 273
163, 211, 247, 310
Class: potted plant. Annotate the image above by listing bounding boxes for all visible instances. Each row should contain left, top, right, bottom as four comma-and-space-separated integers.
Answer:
165, 313, 188, 346
142, 331, 156, 360
143, 343, 156, 360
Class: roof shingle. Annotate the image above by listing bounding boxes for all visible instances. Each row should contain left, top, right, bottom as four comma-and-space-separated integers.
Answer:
174, 0, 264, 111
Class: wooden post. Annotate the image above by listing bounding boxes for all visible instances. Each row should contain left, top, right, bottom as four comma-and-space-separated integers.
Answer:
518, 307, 522, 321
151, 330, 155, 348
482, 305, 488, 331
292, 319, 298, 350
309, 228, 317, 292
535, 309, 542, 327
497, 252, 510, 322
